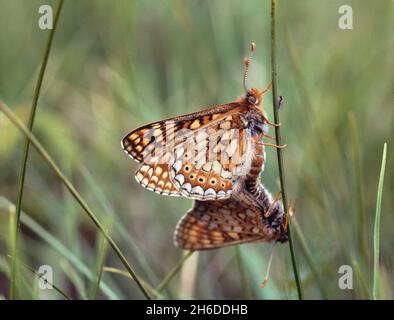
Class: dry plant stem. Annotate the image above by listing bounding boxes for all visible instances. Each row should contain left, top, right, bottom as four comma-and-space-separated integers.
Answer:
270, 0, 303, 299
10, 0, 64, 300
0, 102, 151, 300
103, 267, 164, 299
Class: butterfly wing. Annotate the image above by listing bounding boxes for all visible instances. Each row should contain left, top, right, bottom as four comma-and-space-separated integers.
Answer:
122, 102, 256, 198
122, 102, 242, 162
134, 163, 182, 196
169, 112, 254, 200
174, 198, 277, 250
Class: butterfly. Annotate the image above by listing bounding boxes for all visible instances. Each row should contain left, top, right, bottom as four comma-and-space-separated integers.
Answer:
174, 185, 289, 250
122, 42, 289, 250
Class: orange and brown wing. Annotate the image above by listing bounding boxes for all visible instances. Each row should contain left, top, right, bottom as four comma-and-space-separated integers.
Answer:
121, 102, 243, 162
122, 102, 251, 197
134, 163, 181, 196
174, 198, 277, 250
169, 112, 254, 200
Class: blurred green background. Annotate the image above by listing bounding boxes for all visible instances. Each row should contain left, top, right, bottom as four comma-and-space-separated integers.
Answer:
0, 0, 393, 299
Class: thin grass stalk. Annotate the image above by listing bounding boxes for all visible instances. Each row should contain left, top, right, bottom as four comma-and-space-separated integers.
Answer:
235, 247, 252, 298
292, 218, 327, 298
89, 228, 110, 299
10, 0, 64, 300
15, 258, 72, 300
0, 196, 119, 299
270, 0, 302, 299
155, 251, 194, 293
103, 267, 164, 299
351, 260, 369, 298
0, 101, 151, 299
81, 168, 161, 285
372, 143, 387, 300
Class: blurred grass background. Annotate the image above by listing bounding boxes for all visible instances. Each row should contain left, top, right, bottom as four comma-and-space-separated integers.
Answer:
0, 0, 393, 299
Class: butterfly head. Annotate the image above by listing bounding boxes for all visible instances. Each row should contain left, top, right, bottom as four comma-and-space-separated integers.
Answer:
246, 88, 263, 106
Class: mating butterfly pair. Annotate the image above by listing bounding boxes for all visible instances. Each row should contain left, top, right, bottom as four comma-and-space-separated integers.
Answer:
122, 43, 288, 250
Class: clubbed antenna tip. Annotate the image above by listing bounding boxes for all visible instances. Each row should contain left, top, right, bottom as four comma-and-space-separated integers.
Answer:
243, 42, 256, 93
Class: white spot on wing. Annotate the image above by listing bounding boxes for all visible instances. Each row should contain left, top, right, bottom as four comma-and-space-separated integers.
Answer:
218, 191, 226, 197
176, 147, 184, 159
182, 183, 192, 193
175, 174, 184, 185
204, 188, 216, 197
135, 172, 144, 182
220, 170, 232, 179
191, 186, 204, 195
173, 160, 182, 173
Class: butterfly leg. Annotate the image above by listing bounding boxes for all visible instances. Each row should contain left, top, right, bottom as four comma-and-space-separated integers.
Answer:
283, 198, 296, 233
261, 243, 276, 288
262, 114, 281, 127
264, 191, 282, 218
267, 121, 281, 127
262, 142, 287, 149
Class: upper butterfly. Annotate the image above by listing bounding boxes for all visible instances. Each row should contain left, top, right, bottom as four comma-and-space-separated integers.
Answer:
122, 42, 280, 201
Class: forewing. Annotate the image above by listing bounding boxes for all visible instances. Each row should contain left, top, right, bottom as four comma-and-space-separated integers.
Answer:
122, 102, 251, 197
121, 102, 243, 163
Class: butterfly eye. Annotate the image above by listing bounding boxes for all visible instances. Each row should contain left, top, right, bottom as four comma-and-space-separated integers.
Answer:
248, 95, 257, 105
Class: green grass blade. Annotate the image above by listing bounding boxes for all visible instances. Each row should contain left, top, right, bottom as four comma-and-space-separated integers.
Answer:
372, 143, 387, 300
0, 196, 119, 299
60, 259, 88, 299
351, 260, 369, 298
270, 0, 303, 299
292, 218, 328, 299
80, 167, 160, 285
0, 101, 151, 299
17, 258, 72, 300
155, 251, 194, 294
235, 247, 252, 298
103, 267, 164, 299
10, 0, 64, 300
89, 225, 110, 299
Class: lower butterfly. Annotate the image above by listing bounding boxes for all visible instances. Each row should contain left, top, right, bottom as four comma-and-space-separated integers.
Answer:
174, 184, 289, 250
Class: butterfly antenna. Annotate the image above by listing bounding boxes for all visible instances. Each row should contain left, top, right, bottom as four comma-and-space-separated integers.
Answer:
261, 243, 276, 288
243, 42, 256, 93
